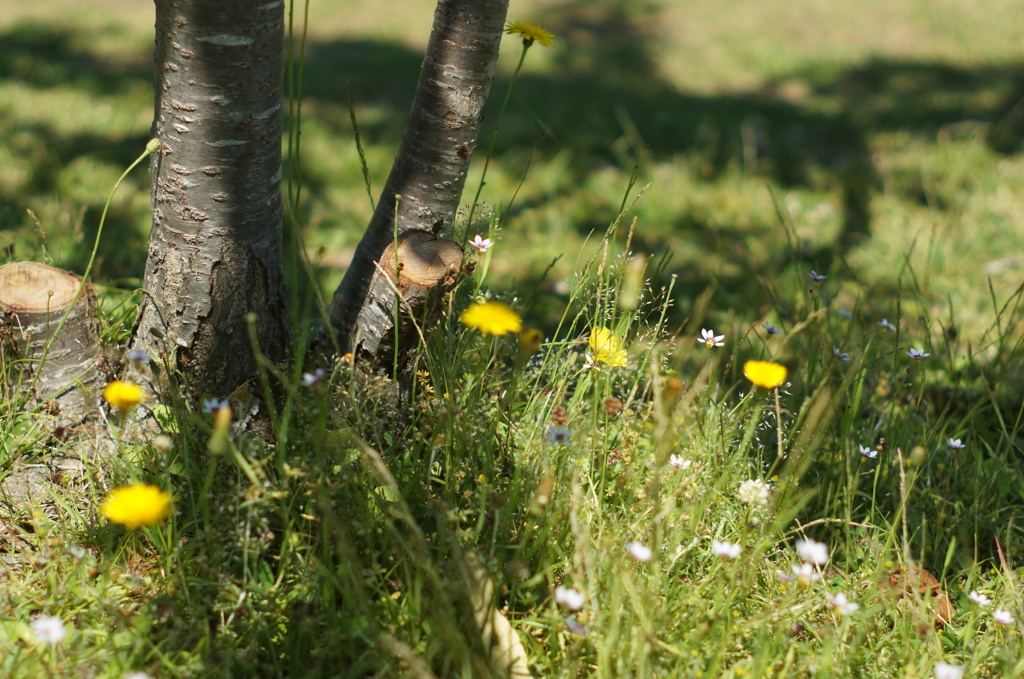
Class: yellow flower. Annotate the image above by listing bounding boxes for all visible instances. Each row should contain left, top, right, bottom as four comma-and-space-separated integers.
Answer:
518, 328, 544, 356
100, 483, 173, 529
460, 301, 523, 336
102, 381, 144, 413
505, 21, 555, 47
743, 360, 788, 389
588, 327, 628, 367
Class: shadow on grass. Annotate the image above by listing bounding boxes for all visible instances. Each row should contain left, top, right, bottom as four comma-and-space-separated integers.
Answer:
2, 8, 1022, 284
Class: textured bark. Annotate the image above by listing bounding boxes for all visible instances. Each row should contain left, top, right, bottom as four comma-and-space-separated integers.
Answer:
0, 262, 107, 427
354, 230, 463, 380
325, 0, 509, 357
132, 0, 289, 402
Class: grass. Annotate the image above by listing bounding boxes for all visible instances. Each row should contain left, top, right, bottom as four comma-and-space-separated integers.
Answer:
2, 0, 1024, 677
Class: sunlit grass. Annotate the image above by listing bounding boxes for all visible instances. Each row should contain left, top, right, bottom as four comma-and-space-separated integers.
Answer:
2, 1, 1024, 677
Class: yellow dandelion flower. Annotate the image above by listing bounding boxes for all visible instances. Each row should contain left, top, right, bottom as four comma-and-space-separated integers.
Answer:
588, 327, 628, 367
743, 360, 788, 389
460, 301, 523, 336
100, 483, 173, 529
505, 21, 555, 47
102, 381, 144, 413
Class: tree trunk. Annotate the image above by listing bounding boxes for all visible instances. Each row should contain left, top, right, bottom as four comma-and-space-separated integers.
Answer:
131, 0, 290, 403
325, 0, 509, 362
0, 262, 107, 427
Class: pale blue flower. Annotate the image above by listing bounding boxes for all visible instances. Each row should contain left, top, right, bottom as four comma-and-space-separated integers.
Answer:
202, 397, 230, 414
546, 425, 571, 445
127, 349, 151, 364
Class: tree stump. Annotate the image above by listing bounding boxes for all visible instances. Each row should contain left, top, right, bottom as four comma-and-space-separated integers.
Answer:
0, 262, 106, 427
0, 262, 111, 522
351, 230, 462, 384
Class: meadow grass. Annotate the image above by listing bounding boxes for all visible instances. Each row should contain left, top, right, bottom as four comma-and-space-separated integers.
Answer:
2, 1, 1024, 677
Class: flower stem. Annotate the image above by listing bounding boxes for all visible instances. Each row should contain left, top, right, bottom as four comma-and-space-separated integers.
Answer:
466, 44, 530, 228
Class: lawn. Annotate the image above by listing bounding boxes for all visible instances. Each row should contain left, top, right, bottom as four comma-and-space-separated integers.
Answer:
1, 1, 1023, 677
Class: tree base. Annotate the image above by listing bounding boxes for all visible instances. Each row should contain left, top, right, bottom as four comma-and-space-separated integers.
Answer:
349, 229, 462, 391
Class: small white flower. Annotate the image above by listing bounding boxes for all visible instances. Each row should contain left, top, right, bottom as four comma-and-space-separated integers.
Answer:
858, 444, 878, 459
837, 308, 853, 319
626, 541, 652, 562
554, 586, 585, 611
126, 673, 155, 679
809, 270, 828, 282
878, 318, 897, 331
469, 234, 494, 254
776, 570, 793, 583
792, 562, 823, 585
968, 590, 992, 606
825, 591, 860, 616
668, 454, 692, 470
934, 662, 965, 679
30, 615, 66, 644
698, 328, 725, 348
582, 353, 600, 371
992, 609, 1015, 625
833, 347, 851, 361
301, 368, 325, 387
737, 479, 771, 509
712, 540, 741, 559
948, 438, 965, 450
152, 434, 173, 454
905, 347, 930, 360
546, 425, 571, 445
796, 539, 829, 565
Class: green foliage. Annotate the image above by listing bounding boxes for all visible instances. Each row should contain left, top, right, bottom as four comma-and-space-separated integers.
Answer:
3, 1, 1024, 677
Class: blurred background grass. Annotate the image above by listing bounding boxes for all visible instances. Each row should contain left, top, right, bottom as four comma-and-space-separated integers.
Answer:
2, 0, 1023, 345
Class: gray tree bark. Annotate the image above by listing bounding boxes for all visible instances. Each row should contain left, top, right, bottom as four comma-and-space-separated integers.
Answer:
325, 0, 510, 363
132, 0, 290, 402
